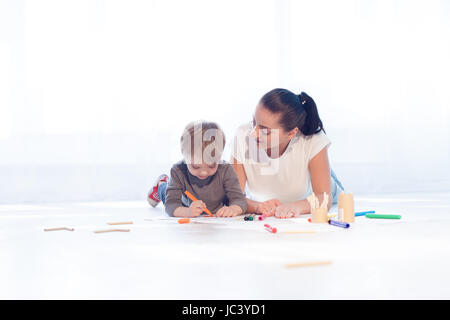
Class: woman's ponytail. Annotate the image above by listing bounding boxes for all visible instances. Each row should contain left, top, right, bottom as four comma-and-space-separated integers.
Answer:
298, 92, 324, 135
260, 88, 325, 136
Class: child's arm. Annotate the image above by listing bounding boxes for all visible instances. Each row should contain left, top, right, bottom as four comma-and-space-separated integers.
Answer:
173, 207, 190, 217
164, 166, 188, 217
216, 164, 248, 217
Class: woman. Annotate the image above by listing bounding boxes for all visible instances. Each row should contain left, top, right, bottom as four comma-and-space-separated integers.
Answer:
231, 88, 344, 219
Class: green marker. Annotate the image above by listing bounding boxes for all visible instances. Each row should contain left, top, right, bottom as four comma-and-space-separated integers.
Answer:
365, 214, 401, 219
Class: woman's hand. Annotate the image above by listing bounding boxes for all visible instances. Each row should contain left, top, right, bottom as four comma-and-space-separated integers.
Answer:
216, 205, 242, 218
256, 199, 281, 216
274, 202, 305, 219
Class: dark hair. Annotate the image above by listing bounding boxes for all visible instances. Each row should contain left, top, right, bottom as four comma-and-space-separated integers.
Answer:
259, 88, 324, 136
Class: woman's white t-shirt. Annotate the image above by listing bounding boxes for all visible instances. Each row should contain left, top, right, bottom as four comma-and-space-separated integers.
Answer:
231, 122, 331, 204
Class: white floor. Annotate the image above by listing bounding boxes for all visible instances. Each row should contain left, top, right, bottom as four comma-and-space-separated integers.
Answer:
1, 192, 450, 299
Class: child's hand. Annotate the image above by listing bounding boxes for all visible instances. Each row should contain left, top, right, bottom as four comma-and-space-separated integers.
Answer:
188, 200, 206, 217
216, 205, 239, 218
256, 198, 281, 216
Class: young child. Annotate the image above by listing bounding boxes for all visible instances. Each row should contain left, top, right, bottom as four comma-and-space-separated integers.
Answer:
147, 120, 247, 218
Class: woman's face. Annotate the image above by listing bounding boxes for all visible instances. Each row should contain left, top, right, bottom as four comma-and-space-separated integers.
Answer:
251, 103, 298, 153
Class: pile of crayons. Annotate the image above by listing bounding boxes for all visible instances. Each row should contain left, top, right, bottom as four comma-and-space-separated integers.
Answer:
243, 214, 267, 221
243, 214, 256, 221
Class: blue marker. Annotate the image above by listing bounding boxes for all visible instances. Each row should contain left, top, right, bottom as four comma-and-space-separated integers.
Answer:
328, 219, 350, 228
355, 210, 375, 217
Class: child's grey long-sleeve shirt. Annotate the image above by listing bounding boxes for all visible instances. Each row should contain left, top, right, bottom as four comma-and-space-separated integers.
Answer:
164, 160, 248, 216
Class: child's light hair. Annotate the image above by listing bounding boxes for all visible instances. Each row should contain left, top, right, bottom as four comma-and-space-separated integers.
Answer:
181, 120, 226, 165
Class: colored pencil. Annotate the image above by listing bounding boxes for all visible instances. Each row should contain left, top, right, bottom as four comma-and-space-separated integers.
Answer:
365, 214, 401, 219
355, 210, 375, 216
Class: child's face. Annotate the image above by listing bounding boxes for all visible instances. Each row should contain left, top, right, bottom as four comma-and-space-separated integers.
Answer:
187, 162, 218, 180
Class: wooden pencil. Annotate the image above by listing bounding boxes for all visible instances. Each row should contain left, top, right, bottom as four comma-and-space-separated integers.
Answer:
44, 227, 74, 232
93, 228, 130, 233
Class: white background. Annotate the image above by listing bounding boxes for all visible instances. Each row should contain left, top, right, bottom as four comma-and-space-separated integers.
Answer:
1, 0, 449, 204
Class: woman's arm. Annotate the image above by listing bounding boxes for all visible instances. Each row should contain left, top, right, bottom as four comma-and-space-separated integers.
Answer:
308, 147, 332, 211
231, 157, 258, 213
230, 156, 281, 215
230, 156, 247, 192
274, 147, 332, 218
